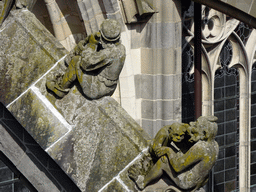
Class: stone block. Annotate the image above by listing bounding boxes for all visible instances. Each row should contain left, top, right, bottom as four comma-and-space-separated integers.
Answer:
140, 22, 181, 49
100, 179, 128, 192
134, 74, 153, 100
131, 24, 142, 49
173, 98, 182, 120
0, 125, 26, 166
141, 118, 177, 138
0, 9, 67, 105
17, 153, 60, 192
155, 75, 173, 100
130, 48, 141, 74
152, 0, 182, 23
37, 86, 151, 192
141, 99, 154, 119
102, 0, 120, 14
8, 89, 70, 149
135, 74, 181, 100
141, 47, 181, 75
44, 97, 150, 191
141, 99, 174, 121
141, 119, 154, 137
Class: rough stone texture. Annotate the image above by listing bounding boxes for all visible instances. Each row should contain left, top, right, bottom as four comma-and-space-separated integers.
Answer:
100, 179, 128, 192
0, 124, 26, 167
0, 9, 67, 106
44, 93, 150, 192
0, 124, 60, 192
8, 89, 69, 149
0, 103, 81, 192
4, 49, 151, 191
16, 153, 61, 192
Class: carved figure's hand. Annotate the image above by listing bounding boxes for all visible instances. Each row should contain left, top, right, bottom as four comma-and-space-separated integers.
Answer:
176, 151, 183, 158
155, 148, 167, 157
160, 156, 168, 164
155, 147, 174, 158
87, 32, 101, 50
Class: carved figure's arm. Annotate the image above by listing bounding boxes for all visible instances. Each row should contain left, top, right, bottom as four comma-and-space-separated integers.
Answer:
74, 32, 100, 56
150, 126, 171, 157
168, 143, 204, 173
80, 47, 114, 71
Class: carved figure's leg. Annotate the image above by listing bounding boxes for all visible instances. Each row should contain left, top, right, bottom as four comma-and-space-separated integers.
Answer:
61, 56, 81, 89
136, 156, 173, 190
46, 56, 81, 98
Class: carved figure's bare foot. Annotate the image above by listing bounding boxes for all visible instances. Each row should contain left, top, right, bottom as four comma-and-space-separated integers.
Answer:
135, 175, 145, 190
128, 163, 142, 181
46, 73, 70, 98
128, 168, 138, 181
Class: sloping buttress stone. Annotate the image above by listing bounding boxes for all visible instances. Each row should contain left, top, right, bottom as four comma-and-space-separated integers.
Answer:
45, 94, 151, 192
0, 8, 67, 106
0, 8, 151, 192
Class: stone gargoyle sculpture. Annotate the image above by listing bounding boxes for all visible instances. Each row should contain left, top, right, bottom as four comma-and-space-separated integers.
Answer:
46, 19, 126, 99
128, 116, 219, 192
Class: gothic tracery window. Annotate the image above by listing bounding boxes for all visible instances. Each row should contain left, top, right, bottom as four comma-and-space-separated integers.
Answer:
213, 40, 239, 192
251, 62, 256, 189
181, 3, 253, 191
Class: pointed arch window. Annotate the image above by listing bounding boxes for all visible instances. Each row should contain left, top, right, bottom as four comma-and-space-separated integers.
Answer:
213, 40, 239, 192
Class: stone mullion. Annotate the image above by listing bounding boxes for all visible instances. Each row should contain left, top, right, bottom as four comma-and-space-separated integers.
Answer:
239, 68, 250, 191
44, 0, 74, 50
76, 0, 105, 34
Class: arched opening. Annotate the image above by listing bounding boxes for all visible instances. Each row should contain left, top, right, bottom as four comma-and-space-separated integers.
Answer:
212, 40, 240, 191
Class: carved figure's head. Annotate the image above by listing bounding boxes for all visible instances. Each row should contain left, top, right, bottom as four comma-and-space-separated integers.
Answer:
187, 124, 202, 143
169, 122, 188, 142
189, 116, 218, 142
199, 116, 218, 141
100, 19, 121, 42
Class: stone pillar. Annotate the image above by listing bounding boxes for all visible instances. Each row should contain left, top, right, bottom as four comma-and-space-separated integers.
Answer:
135, 0, 182, 137
44, 0, 85, 51
76, 0, 106, 34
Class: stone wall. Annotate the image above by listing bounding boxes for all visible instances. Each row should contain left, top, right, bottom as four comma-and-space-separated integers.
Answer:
133, 0, 182, 137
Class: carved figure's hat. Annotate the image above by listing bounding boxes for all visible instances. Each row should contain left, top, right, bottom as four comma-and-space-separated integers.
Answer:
100, 19, 121, 42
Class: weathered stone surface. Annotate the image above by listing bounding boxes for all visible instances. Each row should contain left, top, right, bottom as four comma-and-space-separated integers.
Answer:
44, 95, 150, 192
0, 124, 26, 166
0, 0, 14, 25
0, 9, 67, 105
100, 179, 128, 192
17, 153, 61, 192
8, 89, 69, 149
0, 125, 62, 192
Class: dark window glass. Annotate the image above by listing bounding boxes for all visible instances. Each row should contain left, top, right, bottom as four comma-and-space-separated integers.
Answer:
182, 44, 195, 123
235, 22, 252, 45
251, 62, 256, 187
0, 160, 30, 192
212, 40, 239, 191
